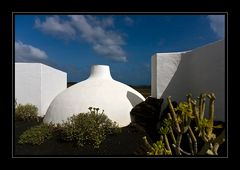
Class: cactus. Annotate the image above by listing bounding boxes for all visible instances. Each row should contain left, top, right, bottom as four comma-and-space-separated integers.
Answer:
195, 93, 220, 145
143, 136, 171, 155
167, 96, 196, 155
167, 113, 177, 145
164, 134, 172, 155
143, 92, 225, 156
188, 126, 197, 154
206, 93, 215, 140
199, 93, 206, 120
187, 133, 194, 155
167, 96, 181, 134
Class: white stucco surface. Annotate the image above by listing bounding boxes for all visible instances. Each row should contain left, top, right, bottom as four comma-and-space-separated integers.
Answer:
44, 65, 145, 127
151, 40, 225, 121
15, 63, 67, 116
151, 52, 184, 98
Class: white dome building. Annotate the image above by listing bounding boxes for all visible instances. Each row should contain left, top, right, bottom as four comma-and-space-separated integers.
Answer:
43, 65, 145, 127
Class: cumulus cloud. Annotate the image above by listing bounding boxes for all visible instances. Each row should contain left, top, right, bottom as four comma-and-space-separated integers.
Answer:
207, 15, 225, 38
69, 15, 127, 62
15, 41, 48, 62
35, 16, 76, 39
35, 15, 127, 62
124, 16, 134, 26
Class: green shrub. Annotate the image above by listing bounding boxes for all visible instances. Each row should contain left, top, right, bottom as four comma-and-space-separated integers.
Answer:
15, 103, 39, 122
59, 107, 121, 148
18, 123, 54, 145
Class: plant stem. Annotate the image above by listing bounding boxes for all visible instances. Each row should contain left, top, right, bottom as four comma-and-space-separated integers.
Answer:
167, 113, 177, 145
192, 100, 200, 127
176, 134, 182, 155
188, 126, 198, 154
187, 133, 194, 155
199, 93, 206, 120
143, 136, 154, 152
207, 93, 215, 138
186, 93, 192, 110
172, 144, 191, 155
167, 96, 181, 133
164, 134, 172, 155
212, 129, 225, 155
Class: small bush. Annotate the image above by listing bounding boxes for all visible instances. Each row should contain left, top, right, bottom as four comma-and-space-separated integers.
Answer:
59, 107, 121, 148
18, 123, 54, 145
15, 103, 39, 122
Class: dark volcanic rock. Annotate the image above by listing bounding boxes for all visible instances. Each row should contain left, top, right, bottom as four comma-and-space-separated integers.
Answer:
130, 97, 164, 140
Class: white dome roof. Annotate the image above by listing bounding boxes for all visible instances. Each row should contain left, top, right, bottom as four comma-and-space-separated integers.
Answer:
43, 65, 145, 127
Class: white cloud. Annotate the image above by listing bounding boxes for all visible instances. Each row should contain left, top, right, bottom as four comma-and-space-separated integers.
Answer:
35, 16, 76, 39
35, 15, 127, 62
207, 15, 225, 38
93, 43, 126, 62
69, 15, 127, 62
15, 41, 48, 61
101, 17, 114, 27
124, 16, 134, 26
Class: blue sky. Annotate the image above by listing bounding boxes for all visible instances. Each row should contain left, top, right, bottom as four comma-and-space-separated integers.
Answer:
15, 14, 225, 85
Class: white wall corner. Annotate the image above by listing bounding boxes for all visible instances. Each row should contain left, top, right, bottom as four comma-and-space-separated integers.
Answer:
151, 52, 183, 99
15, 63, 67, 117
40, 63, 67, 117
151, 54, 158, 98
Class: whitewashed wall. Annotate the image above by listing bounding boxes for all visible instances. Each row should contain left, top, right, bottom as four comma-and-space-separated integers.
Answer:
151, 52, 184, 99
151, 40, 225, 121
15, 63, 67, 117
15, 63, 42, 113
